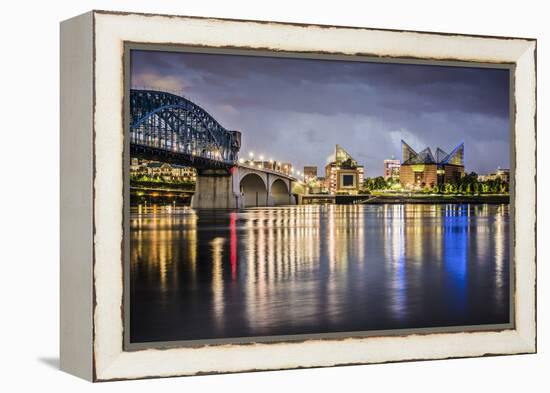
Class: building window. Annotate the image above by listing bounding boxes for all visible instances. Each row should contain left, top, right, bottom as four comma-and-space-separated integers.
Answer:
342, 174, 355, 187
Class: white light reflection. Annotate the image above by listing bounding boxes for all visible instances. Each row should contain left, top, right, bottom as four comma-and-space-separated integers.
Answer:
210, 237, 225, 328
386, 204, 407, 321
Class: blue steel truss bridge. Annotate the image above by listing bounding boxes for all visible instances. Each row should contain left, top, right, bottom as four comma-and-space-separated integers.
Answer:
130, 89, 241, 170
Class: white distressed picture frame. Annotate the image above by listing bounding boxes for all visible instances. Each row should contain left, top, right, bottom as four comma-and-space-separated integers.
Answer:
60, 10, 536, 382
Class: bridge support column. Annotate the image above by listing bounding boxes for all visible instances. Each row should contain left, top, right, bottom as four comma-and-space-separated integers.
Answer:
266, 173, 274, 207
289, 180, 297, 205
191, 168, 242, 209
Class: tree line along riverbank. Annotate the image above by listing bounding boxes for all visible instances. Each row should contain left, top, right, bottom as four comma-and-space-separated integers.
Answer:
348, 194, 510, 205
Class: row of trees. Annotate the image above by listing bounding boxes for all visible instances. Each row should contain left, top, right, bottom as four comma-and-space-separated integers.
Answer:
363, 176, 391, 191
429, 172, 508, 194
131, 173, 195, 184
361, 172, 509, 195
130, 173, 195, 190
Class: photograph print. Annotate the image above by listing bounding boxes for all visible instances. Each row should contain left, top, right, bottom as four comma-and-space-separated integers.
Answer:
126, 47, 512, 346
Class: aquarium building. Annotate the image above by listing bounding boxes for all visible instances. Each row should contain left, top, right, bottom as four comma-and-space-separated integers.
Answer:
399, 140, 464, 188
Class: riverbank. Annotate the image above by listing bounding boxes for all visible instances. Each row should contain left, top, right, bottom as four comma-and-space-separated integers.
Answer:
131, 188, 510, 207
352, 194, 510, 204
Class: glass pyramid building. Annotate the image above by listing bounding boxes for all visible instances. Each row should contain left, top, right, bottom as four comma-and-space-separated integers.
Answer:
334, 144, 359, 167
401, 140, 464, 166
400, 140, 465, 188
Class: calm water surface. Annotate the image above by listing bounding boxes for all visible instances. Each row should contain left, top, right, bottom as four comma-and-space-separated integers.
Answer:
130, 204, 509, 343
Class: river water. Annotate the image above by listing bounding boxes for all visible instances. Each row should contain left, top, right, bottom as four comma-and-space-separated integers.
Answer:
129, 204, 510, 343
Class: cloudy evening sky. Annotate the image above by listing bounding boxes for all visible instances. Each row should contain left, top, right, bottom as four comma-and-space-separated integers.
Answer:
131, 50, 510, 177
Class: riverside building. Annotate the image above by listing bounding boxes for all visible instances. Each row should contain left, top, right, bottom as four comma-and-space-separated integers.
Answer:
383, 158, 401, 181
325, 145, 364, 195
399, 140, 464, 189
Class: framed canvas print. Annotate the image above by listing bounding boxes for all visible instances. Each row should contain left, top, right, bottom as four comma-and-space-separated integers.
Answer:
60, 10, 537, 381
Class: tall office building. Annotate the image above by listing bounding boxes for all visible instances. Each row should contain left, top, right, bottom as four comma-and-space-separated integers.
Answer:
383, 158, 401, 181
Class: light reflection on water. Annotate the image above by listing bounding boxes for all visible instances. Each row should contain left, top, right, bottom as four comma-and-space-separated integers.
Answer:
130, 204, 509, 343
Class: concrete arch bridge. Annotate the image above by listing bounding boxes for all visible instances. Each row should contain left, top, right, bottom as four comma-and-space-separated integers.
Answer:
192, 164, 296, 209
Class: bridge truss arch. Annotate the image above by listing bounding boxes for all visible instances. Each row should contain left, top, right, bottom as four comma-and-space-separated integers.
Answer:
130, 89, 241, 168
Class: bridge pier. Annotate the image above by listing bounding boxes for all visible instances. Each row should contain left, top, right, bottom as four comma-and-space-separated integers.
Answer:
190, 166, 298, 209
191, 168, 242, 209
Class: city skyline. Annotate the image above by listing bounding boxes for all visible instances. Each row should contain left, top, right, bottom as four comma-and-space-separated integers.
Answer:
131, 50, 510, 177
